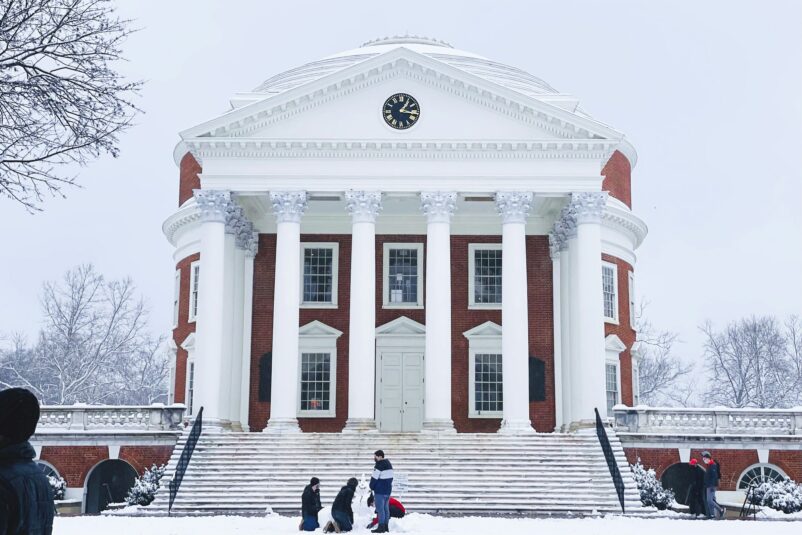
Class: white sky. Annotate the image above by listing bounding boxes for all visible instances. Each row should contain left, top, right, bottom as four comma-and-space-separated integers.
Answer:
1, 0, 800, 374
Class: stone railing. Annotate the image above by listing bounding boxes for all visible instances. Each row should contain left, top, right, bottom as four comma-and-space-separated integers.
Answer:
613, 405, 802, 436
36, 404, 186, 433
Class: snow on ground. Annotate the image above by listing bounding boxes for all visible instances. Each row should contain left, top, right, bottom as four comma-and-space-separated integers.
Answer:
56, 512, 802, 535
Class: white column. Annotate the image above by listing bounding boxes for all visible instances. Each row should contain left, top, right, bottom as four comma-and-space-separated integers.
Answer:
227, 209, 247, 432
265, 191, 307, 433
571, 192, 608, 428
496, 191, 534, 434
558, 218, 574, 431
192, 189, 231, 429
343, 191, 382, 432
549, 232, 563, 432
566, 210, 581, 429
420, 192, 457, 433
240, 228, 257, 432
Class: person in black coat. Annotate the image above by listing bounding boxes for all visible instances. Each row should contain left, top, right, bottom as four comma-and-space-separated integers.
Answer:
301, 477, 323, 531
685, 459, 706, 517
328, 477, 358, 532
0, 388, 54, 535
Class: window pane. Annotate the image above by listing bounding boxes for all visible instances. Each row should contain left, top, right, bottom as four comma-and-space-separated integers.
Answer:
602, 265, 616, 319
474, 249, 502, 304
303, 248, 334, 303
300, 352, 332, 411
474, 353, 503, 413
606, 363, 618, 415
388, 247, 419, 304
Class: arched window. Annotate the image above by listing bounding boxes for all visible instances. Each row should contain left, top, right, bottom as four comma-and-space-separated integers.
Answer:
35, 461, 59, 479
737, 464, 787, 490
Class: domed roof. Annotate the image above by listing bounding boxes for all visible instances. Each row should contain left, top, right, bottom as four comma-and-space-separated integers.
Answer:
252, 35, 560, 100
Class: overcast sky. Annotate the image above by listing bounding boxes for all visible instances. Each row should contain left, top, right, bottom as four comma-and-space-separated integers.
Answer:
1, 0, 800, 376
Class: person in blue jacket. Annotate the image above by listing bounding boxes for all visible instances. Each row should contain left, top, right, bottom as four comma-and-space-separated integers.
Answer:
701, 451, 725, 519
368, 450, 394, 533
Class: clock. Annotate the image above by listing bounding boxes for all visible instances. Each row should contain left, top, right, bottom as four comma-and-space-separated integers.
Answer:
383, 93, 420, 130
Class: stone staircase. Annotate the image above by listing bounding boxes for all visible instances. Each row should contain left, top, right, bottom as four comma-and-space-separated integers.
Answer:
149, 430, 646, 517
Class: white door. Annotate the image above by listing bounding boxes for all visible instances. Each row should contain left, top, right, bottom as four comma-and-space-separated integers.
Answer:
378, 351, 424, 432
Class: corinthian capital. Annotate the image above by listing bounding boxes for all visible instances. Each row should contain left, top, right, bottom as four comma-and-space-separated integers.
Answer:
246, 231, 259, 258
570, 192, 607, 224
557, 204, 577, 242
194, 189, 231, 223
270, 191, 307, 224
345, 191, 382, 223
495, 191, 533, 224
420, 191, 457, 224
236, 219, 254, 250
225, 203, 245, 235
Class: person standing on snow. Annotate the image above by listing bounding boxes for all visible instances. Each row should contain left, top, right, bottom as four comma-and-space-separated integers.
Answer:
0, 388, 54, 535
369, 450, 394, 533
301, 477, 323, 531
701, 451, 725, 519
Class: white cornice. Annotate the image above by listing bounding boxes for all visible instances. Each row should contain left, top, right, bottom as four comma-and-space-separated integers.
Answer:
602, 203, 648, 250
163, 202, 201, 245
181, 47, 625, 144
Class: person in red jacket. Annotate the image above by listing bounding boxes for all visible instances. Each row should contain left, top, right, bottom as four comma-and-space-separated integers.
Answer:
366, 493, 405, 529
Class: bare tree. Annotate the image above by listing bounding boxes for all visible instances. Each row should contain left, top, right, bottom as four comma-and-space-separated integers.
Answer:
634, 301, 695, 406
701, 316, 800, 408
0, 0, 141, 210
0, 264, 168, 404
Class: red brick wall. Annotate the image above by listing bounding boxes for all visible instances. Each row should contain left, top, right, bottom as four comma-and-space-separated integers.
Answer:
40, 446, 108, 487
249, 233, 557, 433
178, 153, 202, 206
603, 254, 636, 406
172, 253, 200, 404
623, 447, 679, 479
119, 446, 174, 475
769, 451, 802, 483
601, 150, 632, 208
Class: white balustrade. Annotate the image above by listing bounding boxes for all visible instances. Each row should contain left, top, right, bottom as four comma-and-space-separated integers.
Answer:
614, 405, 802, 436
35, 404, 186, 433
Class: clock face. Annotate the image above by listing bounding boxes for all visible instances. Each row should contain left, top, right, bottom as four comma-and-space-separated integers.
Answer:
383, 93, 420, 130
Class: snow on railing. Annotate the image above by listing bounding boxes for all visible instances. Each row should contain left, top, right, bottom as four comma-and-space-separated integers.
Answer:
613, 405, 802, 436
36, 403, 186, 433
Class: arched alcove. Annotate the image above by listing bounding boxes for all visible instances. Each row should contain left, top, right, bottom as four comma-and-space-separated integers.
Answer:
83, 459, 137, 514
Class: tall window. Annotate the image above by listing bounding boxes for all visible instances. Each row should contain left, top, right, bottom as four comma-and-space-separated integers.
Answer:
602, 262, 618, 322
301, 243, 338, 307
605, 362, 619, 416
469, 244, 502, 307
187, 361, 195, 416
173, 270, 180, 328
472, 353, 503, 416
383, 243, 423, 307
188, 261, 200, 322
628, 272, 636, 327
632, 361, 640, 406
300, 353, 332, 413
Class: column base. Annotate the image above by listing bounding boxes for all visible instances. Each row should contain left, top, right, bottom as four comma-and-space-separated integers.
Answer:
229, 421, 244, 432
342, 418, 378, 433
201, 417, 233, 432
567, 419, 597, 433
498, 419, 535, 435
422, 419, 456, 434
263, 417, 301, 434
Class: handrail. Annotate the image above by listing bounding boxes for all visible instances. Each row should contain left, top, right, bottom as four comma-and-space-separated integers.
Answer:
595, 407, 625, 513
168, 406, 203, 516
739, 483, 758, 520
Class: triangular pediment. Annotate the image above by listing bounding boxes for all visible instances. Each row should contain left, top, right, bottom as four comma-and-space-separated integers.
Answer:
463, 321, 502, 339
181, 47, 624, 145
299, 320, 343, 338
375, 316, 426, 336
605, 334, 627, 353
180, 332, 196, 351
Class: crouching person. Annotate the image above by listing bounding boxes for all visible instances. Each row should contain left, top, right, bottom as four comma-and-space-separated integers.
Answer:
324, 477, 358, 533
301, 477, 323, 531
366, 493, 405, 529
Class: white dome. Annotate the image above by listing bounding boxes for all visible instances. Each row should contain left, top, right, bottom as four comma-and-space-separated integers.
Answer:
252, 35, 560, 99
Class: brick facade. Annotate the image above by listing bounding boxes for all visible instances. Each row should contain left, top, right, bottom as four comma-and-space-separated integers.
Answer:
178, 153, 202, 207
601, 150, 632, 208
602, 254, 636, 406
39, 446, 109, 487
623, 447, 680, 479
172, 252, 200, 404
119, 446, 174, 475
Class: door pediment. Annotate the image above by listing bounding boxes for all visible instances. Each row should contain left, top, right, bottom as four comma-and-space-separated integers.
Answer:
376, 316, 426, 336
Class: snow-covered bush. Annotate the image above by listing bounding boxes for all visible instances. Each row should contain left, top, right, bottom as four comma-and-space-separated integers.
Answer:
48, 475, 66, 501
126, 464, 166, 506
631, 460, 675, 510
748, 478, 802, 514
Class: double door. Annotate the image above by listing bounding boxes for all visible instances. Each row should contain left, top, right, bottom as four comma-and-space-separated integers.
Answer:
377, 351, 424, 432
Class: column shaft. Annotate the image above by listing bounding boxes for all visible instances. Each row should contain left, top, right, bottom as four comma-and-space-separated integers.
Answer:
550, 240, 563, 432
227, 244, 246, 431
240, 237, 257, 431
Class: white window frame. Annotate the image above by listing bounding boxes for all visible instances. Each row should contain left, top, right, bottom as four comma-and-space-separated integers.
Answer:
173, 270, 180, 328
382, 242, 424, 308
464, 321, 504, 418
628, 271, 635, 327
297, 321, 341, 418
186, 360, 196, 417
188, 261, 200, 323
605, 358, 621, 417
737, 463, 788, 490
632, 359, 641, 406
300, 243, 339, 308
602, 261, 619, 324
468, 243, 503, 309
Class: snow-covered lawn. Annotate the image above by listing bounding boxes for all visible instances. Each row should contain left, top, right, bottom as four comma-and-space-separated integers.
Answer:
56, 512, 802, 535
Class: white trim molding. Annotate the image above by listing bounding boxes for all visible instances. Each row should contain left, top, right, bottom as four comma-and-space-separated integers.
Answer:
297, 321, 343, 418
299, 242, 339, 308
464, 321, 503, 419
382, 242, 424, 308
468, 243, 503, 309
